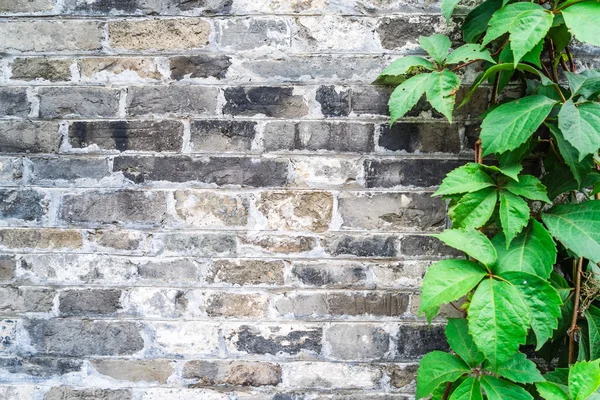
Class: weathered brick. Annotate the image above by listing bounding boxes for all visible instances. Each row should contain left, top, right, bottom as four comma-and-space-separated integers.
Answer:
25, 319, 144, 356
231, 0, 327, 13
189, 120, 256, 153
0, 0, 55, 13
186, 291, 269, 318
127, 288, 185, 318
0, 287, 55, 313
0, 228, 82, 249
289, 156, 362, 188
223, 87, 308, 118
29, 158, 111, 182
157, 233, 237, 256
69, 120, 184, 152
0, 158, 24, 184
38, 87, 120, 118
63, 0, 233, 14
289, 262, 368, 288
325, 324, 390, 361
377, 16, 437, 50
400, 235, 462, 257
10, 58, 72, 82
109, 18, 211, 51
322, 235, 398, 258
372, 261, 430, 289
338, 192, 446, 231
316, 85, 351, 117
292, 16, 378, 52
92, 359, 174, 384
0, 255, 16, 281
137, 388, 228, 400
184, 360, 281, 386
0, 121, 60, 154
59, 289, 123, 316
126, 86, 219, 116
174, 190, 249, 228
170, 55, 232, 80
378, 123, 461, 153
239, 234, 317, 255
114, 156, 288, 187
59, 190, 167, 226
0, 88, 29, 117
208, 259, 285, 286
0, 21, 104, 53
79, 57, 162, 81
282, 362, 382, 389
258, 191, 333, 232
225, 324, 322, 356
364, 159, 467, 188
350, 86, 393, 116
44, 387, 132, 400
394, 324, 449, 360
0, 189, 47, 222
0, 357, 83, 378
150, 322, 220, 356
387, 364, 418, 389
136, 258, 203, 284
218, 18, 290, 50
0, 319, 17, 352
87, 229, 143, 251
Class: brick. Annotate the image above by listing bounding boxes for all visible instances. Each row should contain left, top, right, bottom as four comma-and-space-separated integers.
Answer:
0, 357, 83, 378
186, 291, 269, 318
29, 158, 111, 182
127, 288, 185, 318
282, 362, 382, 389
0, 228, 82, 249
150, 322, 220, 356
0, 121, 60, 154
0, 287, 55, 313
63, 0, 233, 14
378, 123, 461, 153
189, 120, 256, 153
218, 18, 289, 50
69, 120, 184, 152
0, 255, 16, 281
10, 58, 72, 82
87, 229, 143, 251
184, 360, 281, 386
38, 87, 120, 118
225, 324, 322, 356
0, 21, 104, 53
0, 0, 55, 12
79, 57, 162, 81
137, 389, 228, 400
322, 235, 398, 257
25, 319, 144, 356
364, 159, 467, 188
371, 261, 429, 289
325, 324, 390, 360
44, 388, 132, 400
289, 156, 362, 188
289, 262, 368, 288
377, 16, 437, 50
136, 258, 203, 284
388, 364, 418, 389
109, 18, 211, 51
0, 158, 24, 184
170, 55, 232, 80
394, 324, 449, 360
59, 289, 122, 316
223, 87, 308, 118
0, 319, 17, 352
126, 86, 219, 116
157, 233, 236, 256
92, 359, 173, 384
292, 16, 378, 52
231, 0, 326, 13
208, 259, 285, 286
350, 86, 393, 116
0, 87, 29, 117
258, 191, 333, 233
114, 156, 288, 187
239, 234, 317, 254
175, 190, 250, 227
0, 189, 47, 222
316, 85, 351, 117
59, 190, 167, 226
338, 192, 446, 231
400, 235, 462, 257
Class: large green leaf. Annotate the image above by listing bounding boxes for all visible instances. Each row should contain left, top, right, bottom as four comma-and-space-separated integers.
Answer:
446, 44, 496, 65
565, 70, 600, 100
586, 305, 600, 360
562, 2, 600, 47
468, 278, 530, 368
482, 164, 523, 182
495, 352, 544, 383
498, 190, 530, 248
481, 95, 557, 156
542, 167, 600, 200
446, 318, 485, 367
558, 100, 600, 161
480, 376, 534, 400
433, 228, 497, 266
451, 187, 498, 229
426, 70, 461, 123
536, 382, 570, 400
569, 359, 600, 400
442, 0, 461, 21
420, 34, 452, 64
542, 201, 600, 263
492, 220, 557, 279
548, 123, 595, 187
449, 377, 483, 400
416, 351, 471, 399
503, 175, 551, 203
419, 259, 487, 321
483, 2, 553, 65
462, 0, 503, 43
502, 271, 562, 349
388, 73, 431, 125
433, 163, 496, 197
376, 56, 435, 85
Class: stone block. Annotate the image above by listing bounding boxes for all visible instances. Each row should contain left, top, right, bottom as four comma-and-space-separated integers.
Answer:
400, 235, 462, 257
127, 288, 185, 318
38, 87, 120, 118
223, 87, 308, 118
174, 190, 249, 228
239, 234, 317, 255
217, 18, 290, 50
150, 322, 220, 356
282, 362, 382, 389
0, 21, 104, 52
0, 88, 29, 117
157, 232, 237, 256
92, 359, 174, 384
387, 364, 418, 389
0, 255, 16, 281
126, 86, 219, 116
10, 58, 72, 82
316, 85, 351, 117
0, 189, 47, 222
87, 229, 143, 251
79, 57, 162, 81
257, 191, 333, 232
186, 291, 269, 318
137, 388, 228, 400
208, 259, 285, 286
189, 120, 256, 153
394, 324, 449, 360
136, 258, 203, 284
289, 262, 369, 288
288, 156, 362, 188
0, 228, 82, 249
0, 357, 83, 378
29, 158, 111, 182
0, 0, 55, 13
0, 287, 55, 313
59, 289, 123, 316
224, 324, 322, 356
292, 16, 378, 52
170, 55, 231, 80
0, 158, 23, 184
364, 159, 467, 188
325, 324, 390, 360
378, 122, 461, 153
0, 121, 60, 154
377, 16, 437, 50
184, 360, 281, 387
63, 0, 232, 14
322, 235, 398, 257
44, 388, 132, 400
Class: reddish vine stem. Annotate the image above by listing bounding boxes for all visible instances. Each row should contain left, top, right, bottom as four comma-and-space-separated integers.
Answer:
442, 381, 453, 400
568, 257, 584, 365
566, 47, 577, 73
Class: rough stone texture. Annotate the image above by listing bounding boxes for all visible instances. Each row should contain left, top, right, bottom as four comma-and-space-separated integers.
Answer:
38, 87, 120, 118
174, 190, 249, 227
189, 120, 256, 152
10, 58, 72, 82
0, 88, 29, 118
92, 359, 174, 383
44, 388, 132, 400
257, 191, 333, 232
126, 86, 219, 116
326, 324, 390, 360
59, 289, 123, 316
0, 189, 47, 222
79, 57, 162, 81
223, 87, 309, 118
0, 21, 104, 52
0, 228, 82, 249
29, 157, 111, 182
0, 0, 55, 12
170, 55, 232, 80
208, 259, 285, 286
184, 361, 281, 386
0, 121, 60, 154
218, 18, 290, 50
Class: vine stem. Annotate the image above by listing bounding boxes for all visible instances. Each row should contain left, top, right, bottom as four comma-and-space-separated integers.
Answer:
568, 257, 584, 365
442, 382, 453, 400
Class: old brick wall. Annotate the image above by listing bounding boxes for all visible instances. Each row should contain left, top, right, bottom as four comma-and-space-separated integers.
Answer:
0, 1, 484, 398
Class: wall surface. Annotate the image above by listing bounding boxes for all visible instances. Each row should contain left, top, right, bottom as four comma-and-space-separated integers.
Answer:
0, 0, 490, 398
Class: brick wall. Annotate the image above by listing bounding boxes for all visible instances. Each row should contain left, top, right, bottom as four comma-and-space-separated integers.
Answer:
0, 1, 485, 398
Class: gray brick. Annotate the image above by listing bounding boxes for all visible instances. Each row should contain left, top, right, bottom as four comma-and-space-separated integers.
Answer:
0, 158, 23, 184
364, 159, 467, 188
0, 357, 83, 378
88, 229, 143, 251
44, 387, 132, 400
126, 86, 219, 116
0, 287, 55, 313
377, 16, 437, 50
39, 87, 120, 118
59, 289, 122, 316
394, 324, 449, 360
69, 120, 184, 152
218, 18, 290, 50
29, 158, 111, 182
400, 235, 462, 257
326, 324, 390, 361
0, 0, 55, 13
292, 16, 378, 52
62, 0, 233, 14
239, 234, 317, 254
208, 259, 285, 286
316, 85, 351, 117
258, 191, 334, 233
226, 324, 322, 356
136, 259, 202, 284
0, 255, 16, 281
388, 364, 418, 389
183, 360, 281, 386
0, 121, 60, 154
170, 55, 232, 80
189, 120, 256, 152
379, 123, 461, 153
0, 189, 47, 222
0, 88, 29, 117
158, 233, 237, 256
322, 235, 398, 258
10, 58, 72, 82
290, 262, 369, 288
223, 87, 308, 118
200, 291, 268, 318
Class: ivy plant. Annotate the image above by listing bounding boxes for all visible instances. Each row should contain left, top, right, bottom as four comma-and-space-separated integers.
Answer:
377, 0, 600, 397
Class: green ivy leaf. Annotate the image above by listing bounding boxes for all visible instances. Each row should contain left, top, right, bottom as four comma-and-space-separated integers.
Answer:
376, 56, 436, 85
521, 40, 544, 68
548, 21, 572, 55
451, 187, 498, 229
491, 220, 557, 279
498, 140, 535, 169
494, 352, 544, 383
558, 100, 600, 161
433, 163, 496, 196
565, 69, 600, 100
542, 201, 600, 263
449, 377, 483, 400
498, 190, 530, 248
562, 2, 600, 47
468, 278, 530, 368
426, 70, 461, 123
502, 271, 562, 350
433, 228, 497, 266
420, 34, 452, 64
462, 0, 503, 43
416, 351, 471, 399
542, 167, 600, 200
446, 318, 485, 368
536, 382, 571, 400
482, 164, 523, 182
480, 376, 534, 400
481, 95, 557, 156
442, 0, 461, 22
503, 175, 551, 203
569, 359, 600, 400
548, 123, 595, 187
586, 305, 600, 360
388, 73, 431, 125
446, 44, 497, 65
419, 259, 487, 322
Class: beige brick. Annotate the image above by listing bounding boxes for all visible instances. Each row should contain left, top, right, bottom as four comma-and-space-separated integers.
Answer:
0, 229, 82, 249
92, 359, 174, 383
0, 21, 104, 52
79, 57, 162, 81
257, 191, 333, 233
174, 191, 249, 228
109, 19, 211, 51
